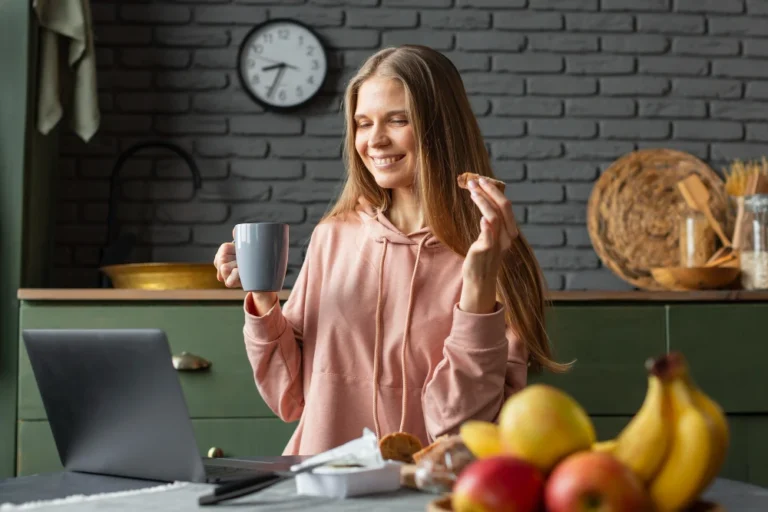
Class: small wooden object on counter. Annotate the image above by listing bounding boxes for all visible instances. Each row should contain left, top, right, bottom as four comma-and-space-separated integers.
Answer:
100, 262, 226, 290
650, 266, 740, 291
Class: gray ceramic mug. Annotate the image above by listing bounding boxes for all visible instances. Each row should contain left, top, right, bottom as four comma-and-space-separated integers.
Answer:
234, 222, 290, 292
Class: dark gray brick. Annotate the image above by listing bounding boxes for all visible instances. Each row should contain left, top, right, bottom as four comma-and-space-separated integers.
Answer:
711, 101, 768, 121
638, 56, 708, 76
566, 98, 635, 117
273, 183, 341, 203
194, 6, 268, 25
638, 99, 706, 118
445, 52, 491, 72
528, 34, 598, 53
672, 78, 742, 98
544, 272, 565, 291
154, 27, 230, 47
74, 247, 101, 266
491, 139, 564, 159
193, 48, 238, 69
495, 98, 563, 117
60, 135, 118, 157
745, 40, 768, 57
198, 179, 270, 202
124, 226, 191, 245
230, 115, 303, 135
566, 55, 635, 75
714, 59, 768, 78
121, 49, 191, 69
458, 0, 526, 6
155, 116, 227, 135
194, 137, 268, 158
519, 226, 565, 247
636, 14, 705, 34
122, 180, 197, 201
457, 32, 525, 52
566, 13, 633, 32
310, 0, 378, 5
98, 71, 153, 90
229, 204, 305, 224
192, 92, 264, 113
155, 71, 228, 90
55, 226, 107, 245
94, 26, 153, 46
120, 5, 192, 24
59, 180, 110, 201
600, 120, 670, 140
527, 161, 598, 181
745, 82, 768, 99
600, 77, 670, 96
602, 0, 669, 10
565, 269, 632, 290
493, 54, 563, 73
91, 4, 117, 23
423, 11, 491, 29
636, 141, 707, 159
347, 9, 417, 28
674, 121, 743, 141
157, 158, 228, 180
81, 159, 151, 179
307, 161, 344, 181
99, 114, 153, 134
601, 34, 669, 54
382, 31, 452, 50
316, 28, 379, 49
193, 225, 238, 246
565, 226, 593, 247
305, 115, 344, 137
528, 76, 597, 96
469, 97, 492, 116
477, 118, 525, 138
156, 203, 229, 224
565, 141, 635, 159
747, 0, 768, 14
383, 0, 452, 5
673, 37, 740, 56
676, 0, 744, 13
746, 124, 768, 141
270, 139, 342, 159
117, 93, 190, 113
232, 160, 304, 180
529, 120, 598, 139
491, 161, 525, 181
530, 0, 597, 10
708, 17, 768, 36
529, 205, 587, 224
495, 12, 563, 30
565, 183, 594, 202
508, 183, 564, 203
269, 7, 344, 27
712, 143, 768, 161
462, 74, 525, 95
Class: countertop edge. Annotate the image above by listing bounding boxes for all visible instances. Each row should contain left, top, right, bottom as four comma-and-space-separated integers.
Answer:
16, 288, 768, 302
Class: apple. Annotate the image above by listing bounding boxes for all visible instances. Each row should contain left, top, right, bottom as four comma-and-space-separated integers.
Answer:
452, 456, 544, 512
545, 451, 652, 512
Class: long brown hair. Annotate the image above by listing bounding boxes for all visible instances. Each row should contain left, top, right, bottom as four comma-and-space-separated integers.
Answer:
322, 45, 570, 374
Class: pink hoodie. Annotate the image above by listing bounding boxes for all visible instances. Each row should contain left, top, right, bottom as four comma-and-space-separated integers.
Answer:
242, 203, 529, 456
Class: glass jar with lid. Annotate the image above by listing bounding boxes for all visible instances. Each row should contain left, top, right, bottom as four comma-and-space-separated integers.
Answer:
738, 194, 768, 290
679, 207, 715, 268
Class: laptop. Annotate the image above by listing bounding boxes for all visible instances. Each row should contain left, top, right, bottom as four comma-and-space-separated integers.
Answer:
21, 328, 300, 484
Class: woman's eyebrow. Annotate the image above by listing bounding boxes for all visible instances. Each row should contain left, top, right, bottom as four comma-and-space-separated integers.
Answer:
353, 110, 407, 120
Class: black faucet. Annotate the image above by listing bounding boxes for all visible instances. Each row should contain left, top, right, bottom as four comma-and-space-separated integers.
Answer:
99, 140, 203, 287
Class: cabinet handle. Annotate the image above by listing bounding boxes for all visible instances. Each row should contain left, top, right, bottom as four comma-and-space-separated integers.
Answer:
172, 351, 211, 371
208, 447, 224, 458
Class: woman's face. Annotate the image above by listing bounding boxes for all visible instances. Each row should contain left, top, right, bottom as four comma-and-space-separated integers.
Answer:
354, 77, 417, 191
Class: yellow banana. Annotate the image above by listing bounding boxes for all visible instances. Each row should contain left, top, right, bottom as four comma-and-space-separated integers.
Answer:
611, 365, 672, 483
591, 439, 618, 453
649, 374, 716, 512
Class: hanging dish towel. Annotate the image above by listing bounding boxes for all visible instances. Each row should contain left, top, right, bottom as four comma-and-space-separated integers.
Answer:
33, 0, 100, 142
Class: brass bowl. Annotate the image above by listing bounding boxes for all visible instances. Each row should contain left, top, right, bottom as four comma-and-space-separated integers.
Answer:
650, 266, 740, 291
100, 262, 226, 290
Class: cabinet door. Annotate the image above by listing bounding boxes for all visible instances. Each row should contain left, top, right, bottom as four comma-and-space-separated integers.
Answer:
667, 304, 768, 413
720, 415, 768, 488
16, 418, 297, 477
18, 302, 276, 420
530, 305, 667, 415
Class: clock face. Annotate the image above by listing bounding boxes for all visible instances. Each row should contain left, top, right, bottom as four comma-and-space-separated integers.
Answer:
238, 19, 328, 111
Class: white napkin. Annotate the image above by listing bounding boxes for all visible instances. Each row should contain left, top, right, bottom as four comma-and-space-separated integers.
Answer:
290, 428, 384, 472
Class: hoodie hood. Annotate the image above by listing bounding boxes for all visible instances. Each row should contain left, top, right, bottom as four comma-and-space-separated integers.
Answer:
355, 196, 443, 248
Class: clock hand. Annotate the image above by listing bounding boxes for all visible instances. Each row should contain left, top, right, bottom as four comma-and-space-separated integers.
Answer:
267, 65, 287, 99
262, 63, 282, 72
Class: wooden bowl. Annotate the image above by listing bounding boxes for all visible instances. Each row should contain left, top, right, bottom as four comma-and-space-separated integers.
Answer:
650, 266, 740, 291
100, 262, 226, 290
426, 495, 724, 511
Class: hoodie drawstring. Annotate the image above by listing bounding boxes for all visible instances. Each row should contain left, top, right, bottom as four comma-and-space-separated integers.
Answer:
372, 234, 430, 439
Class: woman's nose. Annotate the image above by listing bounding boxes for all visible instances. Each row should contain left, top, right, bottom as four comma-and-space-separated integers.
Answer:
368, 125, 389, 147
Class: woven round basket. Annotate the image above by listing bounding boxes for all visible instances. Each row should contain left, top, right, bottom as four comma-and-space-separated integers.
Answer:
587, 149, 728, 291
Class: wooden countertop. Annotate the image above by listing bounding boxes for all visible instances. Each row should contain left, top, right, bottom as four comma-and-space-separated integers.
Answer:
16, 288, 768, 302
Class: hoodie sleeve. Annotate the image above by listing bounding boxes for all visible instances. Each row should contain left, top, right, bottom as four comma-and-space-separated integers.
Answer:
242, 239, 312, 424
422, 303, 528, 442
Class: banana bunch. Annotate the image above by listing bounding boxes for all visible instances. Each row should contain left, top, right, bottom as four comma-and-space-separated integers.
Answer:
593, 352, 729, 512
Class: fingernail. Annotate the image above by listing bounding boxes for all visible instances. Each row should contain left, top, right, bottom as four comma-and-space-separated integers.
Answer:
479, 177, 488, 185
468, 179, 478, 189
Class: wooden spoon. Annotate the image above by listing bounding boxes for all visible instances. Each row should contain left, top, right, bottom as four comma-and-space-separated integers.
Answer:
677, 174, 731, 247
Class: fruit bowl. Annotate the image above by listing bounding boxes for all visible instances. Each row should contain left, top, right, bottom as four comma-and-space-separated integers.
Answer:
425, 495, 724, 512
650, 266, 740, 291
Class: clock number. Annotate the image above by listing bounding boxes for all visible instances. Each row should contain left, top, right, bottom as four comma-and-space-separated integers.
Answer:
247, 58, 255, 69
298, 35, 304, 46
278, 29, 289, 40
253, 43, 264, 54
307, 76, 315, 85
296, 86, 304, 97
262, 33, 273, 43
279, 90, 287, 101
306, 46, 315, 56
311, 60, 319, 70
251, 74, 260, 85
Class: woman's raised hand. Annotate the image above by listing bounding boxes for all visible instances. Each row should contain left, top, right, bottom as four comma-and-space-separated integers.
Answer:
213, 229, 241, 288
460, 177, 519, 314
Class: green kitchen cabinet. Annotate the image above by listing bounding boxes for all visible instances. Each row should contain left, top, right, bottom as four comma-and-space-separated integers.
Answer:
530, 305, 667, 415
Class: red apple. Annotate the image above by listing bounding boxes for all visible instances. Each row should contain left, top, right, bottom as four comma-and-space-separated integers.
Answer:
545, 451, 652, 512
452, 456, 544, 512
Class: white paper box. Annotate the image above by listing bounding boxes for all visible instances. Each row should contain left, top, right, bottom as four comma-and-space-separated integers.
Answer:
295, 461, 402, 499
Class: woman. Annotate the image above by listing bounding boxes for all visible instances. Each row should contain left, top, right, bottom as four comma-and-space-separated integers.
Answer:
213, 45, 568, 456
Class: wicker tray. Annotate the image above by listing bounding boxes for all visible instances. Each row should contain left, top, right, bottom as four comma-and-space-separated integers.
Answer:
587, 149, 729, 290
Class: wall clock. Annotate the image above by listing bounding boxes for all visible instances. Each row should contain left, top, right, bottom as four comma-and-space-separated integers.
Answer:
237, 18, 329, 112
